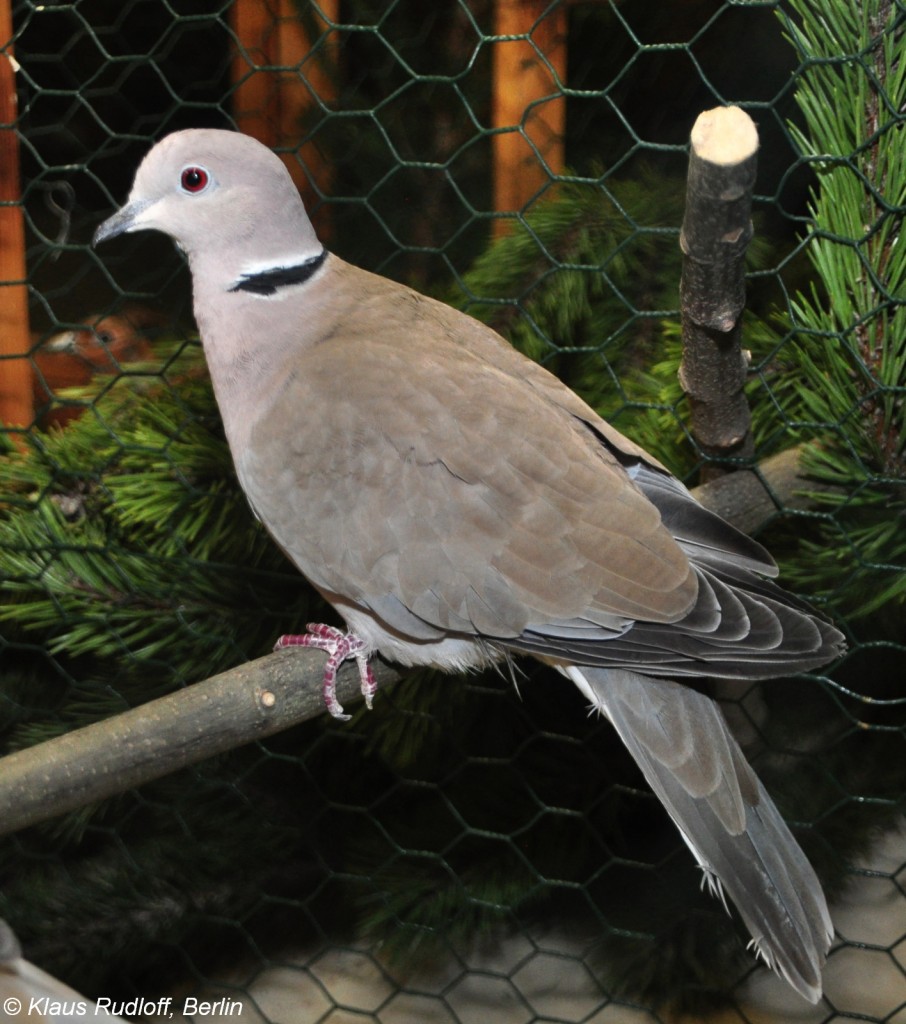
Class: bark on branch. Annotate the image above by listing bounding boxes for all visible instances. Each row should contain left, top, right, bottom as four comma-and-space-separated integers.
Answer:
0, 445, 836, 838
0, 649, 400, 837
679, 106, 759, 475
0, 111, 828, 836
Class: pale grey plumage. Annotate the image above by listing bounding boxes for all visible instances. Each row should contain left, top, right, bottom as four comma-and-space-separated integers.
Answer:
94, 128, 844, 1002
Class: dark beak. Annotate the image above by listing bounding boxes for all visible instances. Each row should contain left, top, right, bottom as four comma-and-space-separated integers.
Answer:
92, 199, 151, 247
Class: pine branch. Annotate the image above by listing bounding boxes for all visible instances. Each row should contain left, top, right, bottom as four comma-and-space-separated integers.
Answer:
0, 119, 848, 839
447, 168, 686, 407
0, 442, 833, 837
770, 0, 906, 615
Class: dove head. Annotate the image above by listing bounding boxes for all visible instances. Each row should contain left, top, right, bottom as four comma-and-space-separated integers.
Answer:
93, 129, 322, 279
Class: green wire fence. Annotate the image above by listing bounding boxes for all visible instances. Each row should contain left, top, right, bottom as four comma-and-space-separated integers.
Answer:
0, 1, 904, 1020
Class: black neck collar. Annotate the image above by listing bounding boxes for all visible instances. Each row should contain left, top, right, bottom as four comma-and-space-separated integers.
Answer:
229, 249, 327, 296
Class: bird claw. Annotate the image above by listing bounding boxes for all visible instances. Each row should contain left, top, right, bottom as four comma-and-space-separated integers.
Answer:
274, 623, 377, 720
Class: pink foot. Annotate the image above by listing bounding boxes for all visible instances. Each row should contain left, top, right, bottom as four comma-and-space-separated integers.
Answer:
274, 623, 377, 721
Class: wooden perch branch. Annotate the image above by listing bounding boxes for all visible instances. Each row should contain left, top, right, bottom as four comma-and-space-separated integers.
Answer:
0, 106, 827, 836
679, 105, 759, 475
0, 445, 835, 838
692, 444, 840, 537
0, 649, 399, 837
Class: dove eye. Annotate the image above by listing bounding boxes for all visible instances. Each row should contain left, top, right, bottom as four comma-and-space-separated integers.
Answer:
180, 166, 210, 194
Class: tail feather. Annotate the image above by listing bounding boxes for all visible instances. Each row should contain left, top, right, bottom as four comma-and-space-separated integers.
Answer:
567, 665, 832, 1003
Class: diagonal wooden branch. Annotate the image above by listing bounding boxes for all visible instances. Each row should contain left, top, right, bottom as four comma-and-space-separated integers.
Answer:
0, 106, 835, 838
0, 444, 838, 838
0, 647, 401, 837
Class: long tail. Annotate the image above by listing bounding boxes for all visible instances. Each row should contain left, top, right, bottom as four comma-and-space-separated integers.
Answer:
566, 665, 832, 1003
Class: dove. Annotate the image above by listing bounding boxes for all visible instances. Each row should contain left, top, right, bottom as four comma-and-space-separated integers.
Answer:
94, 128, 844, 1003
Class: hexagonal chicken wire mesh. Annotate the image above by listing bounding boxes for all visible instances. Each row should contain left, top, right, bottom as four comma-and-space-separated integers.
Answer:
0, 0, 904, 1021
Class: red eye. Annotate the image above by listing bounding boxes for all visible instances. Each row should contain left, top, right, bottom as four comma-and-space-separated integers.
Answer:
180, 166, 210, 194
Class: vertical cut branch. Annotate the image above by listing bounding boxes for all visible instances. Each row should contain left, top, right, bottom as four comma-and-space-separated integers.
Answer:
679, 106, 759, 478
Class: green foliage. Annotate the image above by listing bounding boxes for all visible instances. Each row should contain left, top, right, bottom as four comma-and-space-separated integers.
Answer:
2, 4, 905, 1009
0, 340, 318, 742
0, 758, 324, 993
444, 169, 714, 483
444, 170, 790, 483
766, 0, 906, 617
304, 4, 906, 1003
447, 169, 684, 408
0, 341, 339, 993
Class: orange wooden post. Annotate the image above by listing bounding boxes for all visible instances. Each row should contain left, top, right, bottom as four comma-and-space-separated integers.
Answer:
0, 0, 31, 432
230, 0, 338, 237
491, 0, 567, 234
